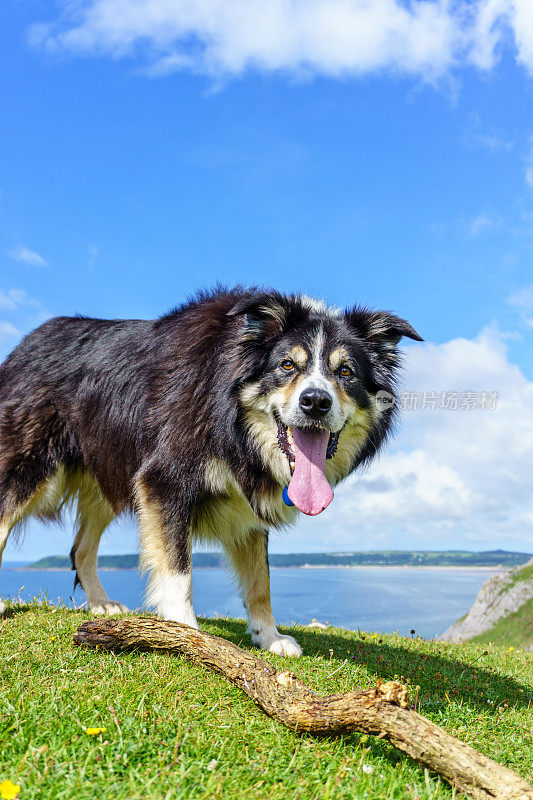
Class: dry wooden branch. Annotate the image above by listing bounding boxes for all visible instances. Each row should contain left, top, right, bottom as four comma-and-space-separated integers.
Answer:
73, 617, 533, 800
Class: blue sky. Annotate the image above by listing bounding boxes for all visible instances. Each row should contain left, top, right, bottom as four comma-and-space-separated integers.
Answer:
1, 0, 533, 559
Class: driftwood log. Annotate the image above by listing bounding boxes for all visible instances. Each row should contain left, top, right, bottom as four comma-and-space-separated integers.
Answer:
73, 617, 533, 800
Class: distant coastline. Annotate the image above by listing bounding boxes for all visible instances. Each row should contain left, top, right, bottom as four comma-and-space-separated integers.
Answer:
20, 549, 533, 572
18, 565, 507, 573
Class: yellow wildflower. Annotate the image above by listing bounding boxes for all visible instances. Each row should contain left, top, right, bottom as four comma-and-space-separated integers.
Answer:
85, 727, 106, 736
0, 779, 21, 799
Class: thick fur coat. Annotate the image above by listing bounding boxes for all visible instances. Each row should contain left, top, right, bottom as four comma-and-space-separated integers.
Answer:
0, 287, 421, 655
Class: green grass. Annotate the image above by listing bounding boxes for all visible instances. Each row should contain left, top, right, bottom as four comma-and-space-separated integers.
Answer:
502, 560, 533, 592
472, 597, 533, 649
1, 602, 532, 800
459, 559, 533, 649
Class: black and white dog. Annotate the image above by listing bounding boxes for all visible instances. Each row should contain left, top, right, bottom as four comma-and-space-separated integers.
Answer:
0, 287, 421, 655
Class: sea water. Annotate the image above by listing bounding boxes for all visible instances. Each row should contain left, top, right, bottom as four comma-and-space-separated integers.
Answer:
1, 562, 496, 639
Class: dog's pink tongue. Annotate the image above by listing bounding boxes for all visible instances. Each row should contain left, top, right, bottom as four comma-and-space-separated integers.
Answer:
287, 428, 334, 516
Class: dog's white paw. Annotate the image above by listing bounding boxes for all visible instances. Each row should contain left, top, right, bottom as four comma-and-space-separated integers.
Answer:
0, 598, 5, 615
90, 601, 129, 616
251, 627, 302, 657
267, 635, 302, 657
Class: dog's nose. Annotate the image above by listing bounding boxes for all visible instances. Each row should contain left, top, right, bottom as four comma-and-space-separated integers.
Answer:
299, 388, 333, 419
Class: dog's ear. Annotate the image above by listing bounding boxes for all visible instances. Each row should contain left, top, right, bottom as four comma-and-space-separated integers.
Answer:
227, 291, 289, 339
346, 307, 423, 348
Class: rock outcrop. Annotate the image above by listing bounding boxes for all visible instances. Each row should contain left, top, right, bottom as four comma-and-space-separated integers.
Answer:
439, 558, 533, 645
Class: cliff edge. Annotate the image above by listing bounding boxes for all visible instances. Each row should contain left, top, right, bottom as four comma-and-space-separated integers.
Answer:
439, 558, 533, 649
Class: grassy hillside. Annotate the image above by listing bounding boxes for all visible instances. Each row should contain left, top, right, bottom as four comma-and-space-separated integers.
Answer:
472, 598, 533, 649
27, 548, 533, 570
504, 560, 533, 591
1, 602, 532, 799
442, 559, 533, 649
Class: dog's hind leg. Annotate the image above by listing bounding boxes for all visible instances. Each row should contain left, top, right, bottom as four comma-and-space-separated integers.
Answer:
0, 469, 68, 613
223, 529, 302, 657
135, 478, 198, 628
70, 472, 128, 615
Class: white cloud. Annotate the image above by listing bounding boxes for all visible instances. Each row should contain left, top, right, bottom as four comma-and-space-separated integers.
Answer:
508, 282, 533, 327
469, 213, 496, 236
0, 290, 18, 312
463, 113, 514, 152
0, 288, 49, 360
26, 0, 533, 81
508, 283, 533, 308
0, 288, 42, 312
431, 212, 502, 238
8, 245, 47, 267
512, 0, 533, 73
286, 326, 533, 551
0, 320, 21, 345
468, 0, 508, 71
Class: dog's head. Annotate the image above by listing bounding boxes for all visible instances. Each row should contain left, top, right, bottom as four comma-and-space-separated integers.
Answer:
228, 290, 422, 516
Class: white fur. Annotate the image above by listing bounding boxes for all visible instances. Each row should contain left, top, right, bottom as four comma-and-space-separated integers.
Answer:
147, 570, 199, 628
249, 623, 302, 656
202, 457, 297, 531
285, 325, 345, 432
201, 459, 302, 655
298, 294, 341, 318
90, 601, 129, 615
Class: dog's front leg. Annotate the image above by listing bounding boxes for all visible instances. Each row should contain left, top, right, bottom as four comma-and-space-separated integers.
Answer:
224, 529, 302, 657
135, 476, 198, 629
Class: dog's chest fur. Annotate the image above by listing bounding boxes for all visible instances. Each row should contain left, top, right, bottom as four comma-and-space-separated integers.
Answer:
194, 458, 298, 543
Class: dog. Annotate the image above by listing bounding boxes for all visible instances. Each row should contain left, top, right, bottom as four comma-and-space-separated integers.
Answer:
0, 287, 421, 655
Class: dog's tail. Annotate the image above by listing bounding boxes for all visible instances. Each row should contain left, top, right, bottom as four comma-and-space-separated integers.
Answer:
70, 544, 81, 591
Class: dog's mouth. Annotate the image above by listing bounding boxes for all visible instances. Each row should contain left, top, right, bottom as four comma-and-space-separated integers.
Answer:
274, 413, 338, 516
275, 415, 339, 465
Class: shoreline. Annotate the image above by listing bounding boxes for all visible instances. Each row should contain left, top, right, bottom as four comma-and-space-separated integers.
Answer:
13, 564, 510, 573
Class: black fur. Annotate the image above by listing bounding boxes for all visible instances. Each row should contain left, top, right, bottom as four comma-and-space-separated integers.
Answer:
0, 286, 421, 579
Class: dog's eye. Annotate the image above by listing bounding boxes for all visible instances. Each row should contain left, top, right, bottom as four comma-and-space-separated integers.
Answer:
280, 359, 295, 372
338, 365, 353, 379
